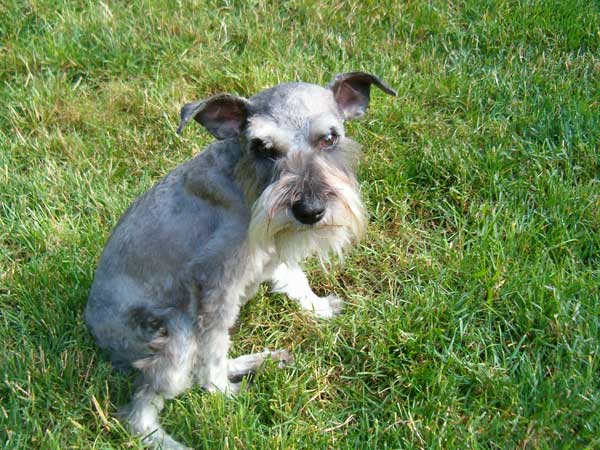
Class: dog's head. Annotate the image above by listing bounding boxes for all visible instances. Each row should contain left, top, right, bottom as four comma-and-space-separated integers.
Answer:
177, 72, 396, 262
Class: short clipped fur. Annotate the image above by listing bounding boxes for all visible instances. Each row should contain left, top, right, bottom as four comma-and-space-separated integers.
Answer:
85, 72, 396, 449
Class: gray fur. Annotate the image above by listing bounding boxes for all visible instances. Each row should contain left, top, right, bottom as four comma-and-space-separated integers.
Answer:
85, 72, 395, 449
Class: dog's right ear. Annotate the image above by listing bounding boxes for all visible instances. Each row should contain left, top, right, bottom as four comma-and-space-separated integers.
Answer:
176, 94, 251, 139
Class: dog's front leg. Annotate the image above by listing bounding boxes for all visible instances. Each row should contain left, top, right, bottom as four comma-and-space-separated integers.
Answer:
269, 263, 343, 318
193, 282, 243, 395
198, 324, 239, 395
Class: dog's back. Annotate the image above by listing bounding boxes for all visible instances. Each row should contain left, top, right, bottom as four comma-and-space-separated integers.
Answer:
85, 140, 249, 368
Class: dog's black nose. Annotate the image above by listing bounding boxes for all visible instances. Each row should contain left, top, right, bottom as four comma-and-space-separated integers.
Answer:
291, 197, 325, 225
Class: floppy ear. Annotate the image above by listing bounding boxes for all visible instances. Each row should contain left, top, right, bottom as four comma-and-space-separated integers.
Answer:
176, 94, 251, 139
328, 72, 397, 120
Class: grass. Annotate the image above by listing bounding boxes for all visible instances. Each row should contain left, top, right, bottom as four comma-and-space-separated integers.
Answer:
1, 0, 599, 448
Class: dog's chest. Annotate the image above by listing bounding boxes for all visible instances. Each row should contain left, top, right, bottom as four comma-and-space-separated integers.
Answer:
236, 243, 279, 302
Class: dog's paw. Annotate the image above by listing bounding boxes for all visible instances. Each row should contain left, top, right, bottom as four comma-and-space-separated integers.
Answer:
204, 380, 241, 397
154, 435, 193, 450
304, 295, 344, 319
270, 349, 295, 367
323, 295, 344, 317
226, 381, 242, 397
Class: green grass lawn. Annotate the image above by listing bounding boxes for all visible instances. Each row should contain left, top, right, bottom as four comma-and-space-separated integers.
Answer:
1, 0, 599, 448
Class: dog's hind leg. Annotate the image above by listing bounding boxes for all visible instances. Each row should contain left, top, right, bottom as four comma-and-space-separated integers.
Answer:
227, 349, 294, 383
121, 310, 197, 450
122, 385, 191, 450
269, 263, 343, 318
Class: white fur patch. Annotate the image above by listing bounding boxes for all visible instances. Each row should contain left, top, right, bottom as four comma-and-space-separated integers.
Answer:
270, 263, 343, 318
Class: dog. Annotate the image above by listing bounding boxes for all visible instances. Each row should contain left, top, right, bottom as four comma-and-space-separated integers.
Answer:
85, 72, 396, 449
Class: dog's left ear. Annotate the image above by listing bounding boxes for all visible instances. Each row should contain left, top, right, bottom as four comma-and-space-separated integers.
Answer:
176, 94, 251, 139
328, 72, 397, 120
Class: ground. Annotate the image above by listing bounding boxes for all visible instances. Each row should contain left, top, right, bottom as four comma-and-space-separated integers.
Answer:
0, 0, 599, 448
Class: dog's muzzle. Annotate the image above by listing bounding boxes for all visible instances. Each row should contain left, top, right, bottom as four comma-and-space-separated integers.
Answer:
291, 195, 325, 225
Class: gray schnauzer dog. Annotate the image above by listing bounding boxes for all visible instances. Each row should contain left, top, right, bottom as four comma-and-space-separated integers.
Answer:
85, 72, 395, 449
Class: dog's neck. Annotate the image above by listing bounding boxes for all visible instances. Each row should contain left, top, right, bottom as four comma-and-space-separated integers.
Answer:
187, 137, 272, 211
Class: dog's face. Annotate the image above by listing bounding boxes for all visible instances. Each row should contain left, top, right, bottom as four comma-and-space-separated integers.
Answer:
177, 72, 396, 262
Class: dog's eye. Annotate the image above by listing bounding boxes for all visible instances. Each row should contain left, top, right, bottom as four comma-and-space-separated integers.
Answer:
251, 138, 278, 160
319, 132, 339, 150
